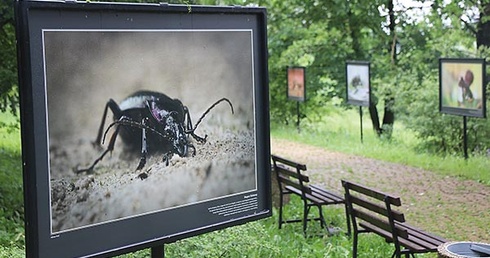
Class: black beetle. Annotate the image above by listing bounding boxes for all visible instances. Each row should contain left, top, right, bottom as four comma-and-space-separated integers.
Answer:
75, 90, 234, 174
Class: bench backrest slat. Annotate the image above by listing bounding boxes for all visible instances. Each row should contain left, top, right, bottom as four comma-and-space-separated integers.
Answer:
271, 155, 312, 196
277, 174, 312, 194
271, 155, 307, 171
349, 195, 406, 223
354, 209, 408, 238
343, 180, 401, 206
274, 165, 310, 182
342, 179, 408, 248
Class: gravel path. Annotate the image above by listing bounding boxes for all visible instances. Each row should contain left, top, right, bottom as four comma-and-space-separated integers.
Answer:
271, 138, 490, 242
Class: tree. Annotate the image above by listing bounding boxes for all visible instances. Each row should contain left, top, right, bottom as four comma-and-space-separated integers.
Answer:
0, 1, 17, 115
360, 0, 397, 137
264, 0, 392, 126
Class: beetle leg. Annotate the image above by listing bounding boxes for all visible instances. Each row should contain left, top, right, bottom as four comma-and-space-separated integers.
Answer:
136, 118, 149, 170
188, 143, 196, 156
162, 152, 173, 166
75, 122, 121, 174
183, 106, 207, 143
94, 99, 121, 146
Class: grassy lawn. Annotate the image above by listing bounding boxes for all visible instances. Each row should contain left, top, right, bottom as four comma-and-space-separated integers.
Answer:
1, 108, 487, 257
0, 111, 24, 256
272, 108, 490, 186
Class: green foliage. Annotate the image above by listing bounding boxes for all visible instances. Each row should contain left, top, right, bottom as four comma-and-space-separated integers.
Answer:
389, 11, 490, 154
265, 0, 388, 125
0, 112, 24, 248
0, 1, 18, 115
0, 245, 24, 258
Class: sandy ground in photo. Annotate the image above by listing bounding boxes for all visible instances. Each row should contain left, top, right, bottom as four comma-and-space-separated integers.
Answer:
50, 127, 255, 232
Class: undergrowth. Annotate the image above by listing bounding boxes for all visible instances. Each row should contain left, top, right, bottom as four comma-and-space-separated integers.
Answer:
0, 112, 24, 249
123, 196, 438, 257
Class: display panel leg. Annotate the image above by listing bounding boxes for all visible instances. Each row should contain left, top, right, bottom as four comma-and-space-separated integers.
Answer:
151, 245, 164, 258
463, 116, 468, 160
296, 101, 300, 133
359, 106, 363, 143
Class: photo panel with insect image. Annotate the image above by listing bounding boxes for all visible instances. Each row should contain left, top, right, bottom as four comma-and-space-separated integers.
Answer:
287, 66, 306, 101
346, 61, 371, 107
16, 1, 271, 257
439, 58, 486, 118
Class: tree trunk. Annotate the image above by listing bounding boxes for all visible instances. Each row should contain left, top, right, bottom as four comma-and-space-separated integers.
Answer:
369, 0, 396, 138
477, 4, 490, 48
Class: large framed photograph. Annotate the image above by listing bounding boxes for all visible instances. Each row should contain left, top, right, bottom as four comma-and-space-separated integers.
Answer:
346, 61, 371, 106
439, 58, 486, 118
287, 66, 306, 101
15, 1, 271, 257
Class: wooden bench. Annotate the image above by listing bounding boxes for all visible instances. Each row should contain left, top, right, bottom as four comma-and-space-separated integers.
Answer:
271, 154, 349, 236
342, 180, 448, 258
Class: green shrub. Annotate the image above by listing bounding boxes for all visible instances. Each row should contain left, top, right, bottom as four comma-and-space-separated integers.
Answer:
0, 112, 24, 248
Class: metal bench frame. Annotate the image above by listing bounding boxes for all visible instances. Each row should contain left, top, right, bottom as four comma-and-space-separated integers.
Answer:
271, 155, 349, 236
342, 180, 447, 258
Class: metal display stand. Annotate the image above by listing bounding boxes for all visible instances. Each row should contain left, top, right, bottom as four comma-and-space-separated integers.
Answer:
296, 102, 301, 133
463, 116, 468, 159
359, 106, 364, 143
151, 245, 164, 258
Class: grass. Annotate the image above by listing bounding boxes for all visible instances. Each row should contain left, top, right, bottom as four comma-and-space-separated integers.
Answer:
273, 108, 490, 186
0, 111, 24, 251
126, 196, 438, 258
0, 108, 488, 257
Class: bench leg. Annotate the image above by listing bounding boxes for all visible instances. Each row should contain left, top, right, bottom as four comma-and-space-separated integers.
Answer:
303, 205, 309, 236
317, 205, 325, 229
344, 203, 351, 236
352, 231, 358, 258
390, 249, 403, 258
278, 192, 284, 229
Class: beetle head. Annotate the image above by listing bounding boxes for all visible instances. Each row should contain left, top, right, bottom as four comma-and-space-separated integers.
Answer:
162, 113, 188, 157
148, 101, 188, 157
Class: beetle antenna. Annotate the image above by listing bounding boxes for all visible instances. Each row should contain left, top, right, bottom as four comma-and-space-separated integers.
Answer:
102, 117, 170, 144
192, 98, 234, 131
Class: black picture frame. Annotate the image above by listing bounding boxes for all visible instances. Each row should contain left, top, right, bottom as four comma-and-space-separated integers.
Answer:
15, 1, 271, 257
346, 61, 371, 107
439, 58, 486, 118
287, 66, 306, 102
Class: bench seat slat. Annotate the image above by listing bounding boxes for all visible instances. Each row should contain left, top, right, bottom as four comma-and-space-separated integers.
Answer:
310, 190, 344, 204
285, 185, 342, 205
396, 223, 446, 247
280, 175, 311, 194
359, 222, 428, 251
310, 184, 344, 203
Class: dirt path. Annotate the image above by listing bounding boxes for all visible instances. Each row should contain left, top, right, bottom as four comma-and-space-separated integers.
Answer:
271, 138, 490, 242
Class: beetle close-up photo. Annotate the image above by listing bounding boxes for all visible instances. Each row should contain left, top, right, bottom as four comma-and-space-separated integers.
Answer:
74, 90, 235, 179
45, 30, 257, 233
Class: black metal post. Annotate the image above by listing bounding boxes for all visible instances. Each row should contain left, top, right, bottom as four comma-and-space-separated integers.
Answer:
359, 106, 363, 143
296, 101, 300, 133
151, 245, 164, 258
463, 116, 468, 160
